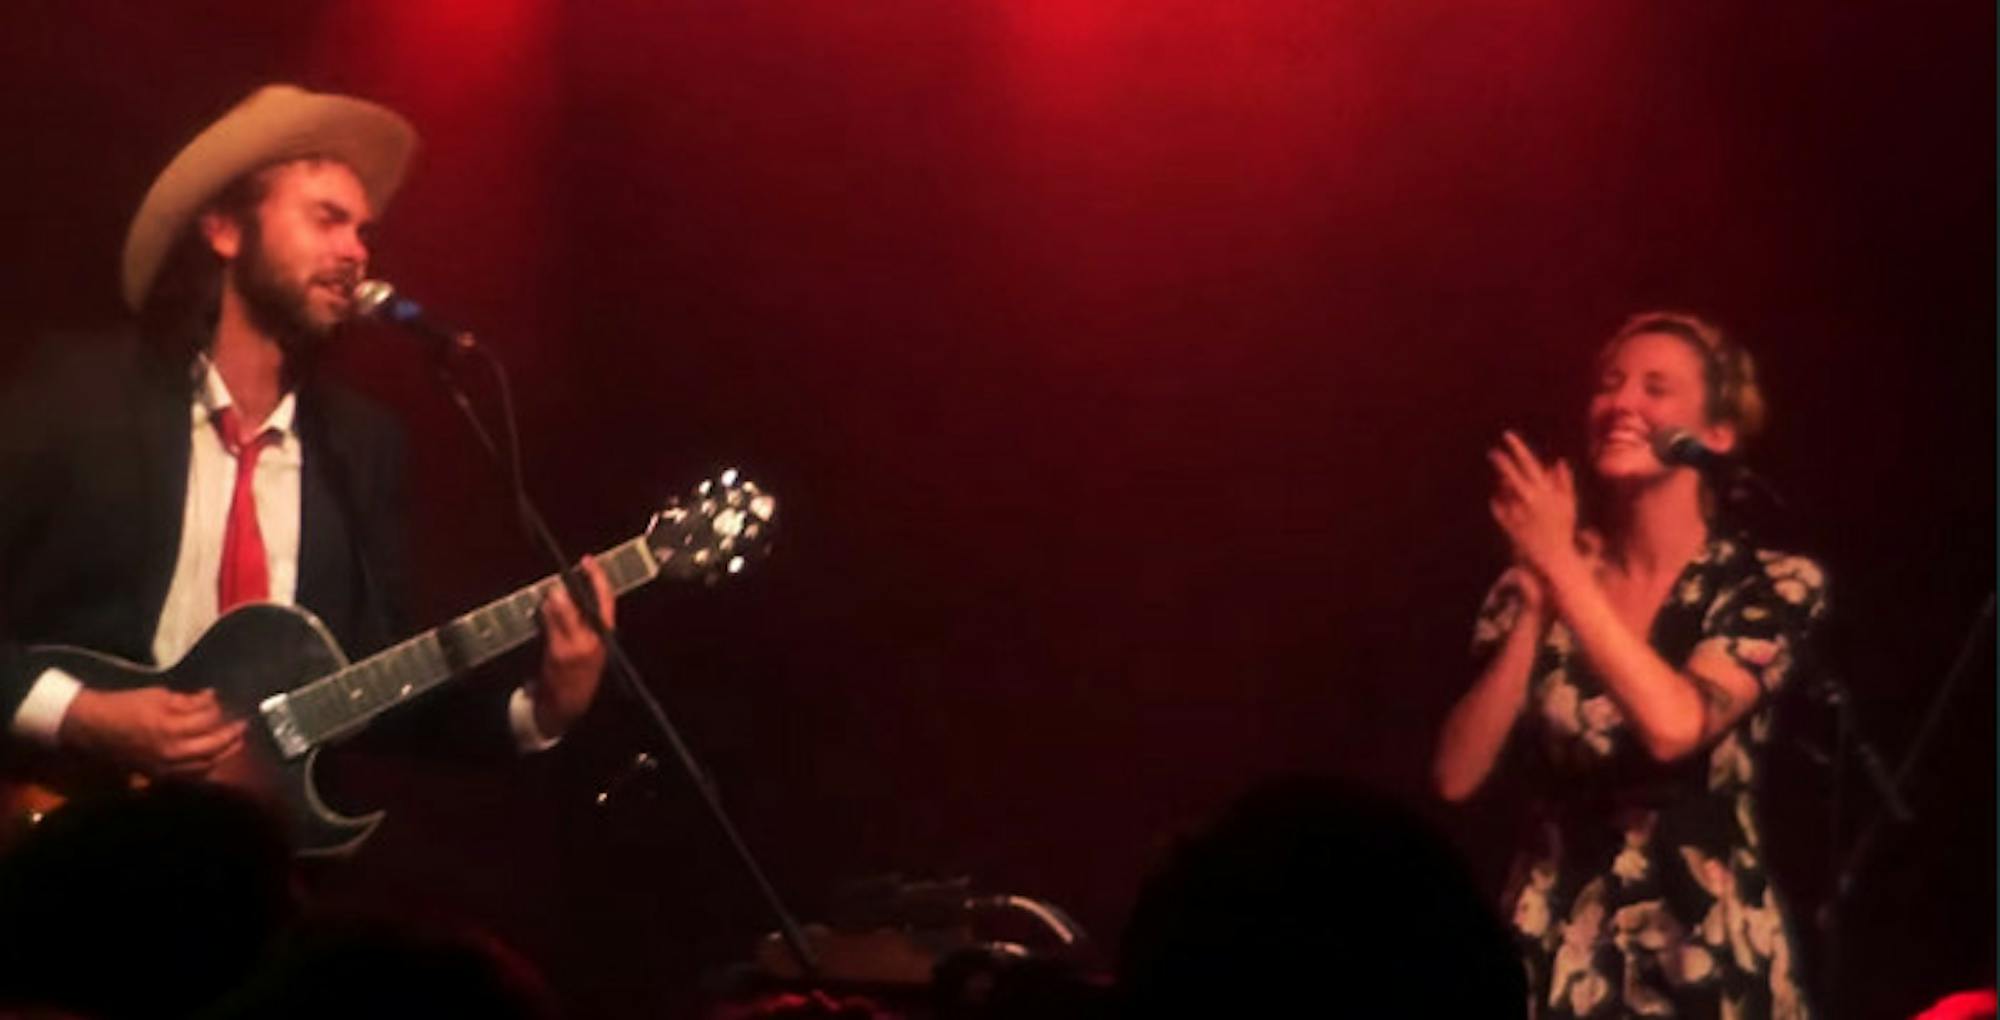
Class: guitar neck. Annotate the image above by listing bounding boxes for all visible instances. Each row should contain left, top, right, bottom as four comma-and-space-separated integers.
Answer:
279, 535, 659, 748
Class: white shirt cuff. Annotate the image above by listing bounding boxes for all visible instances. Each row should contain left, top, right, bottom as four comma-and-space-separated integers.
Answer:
508, 685, 562, 753
12, 668, 84, 747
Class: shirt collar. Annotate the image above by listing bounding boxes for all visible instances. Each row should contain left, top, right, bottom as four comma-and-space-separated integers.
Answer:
189, 354, 298, 437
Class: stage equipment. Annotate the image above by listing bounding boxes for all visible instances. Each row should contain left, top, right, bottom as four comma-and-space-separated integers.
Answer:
751, 874, 1093, 986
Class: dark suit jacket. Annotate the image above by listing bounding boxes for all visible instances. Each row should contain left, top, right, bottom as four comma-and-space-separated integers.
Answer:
0, 330, 512, 752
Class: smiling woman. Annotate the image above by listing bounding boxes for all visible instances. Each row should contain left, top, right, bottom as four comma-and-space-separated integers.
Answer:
1588, 314, 1765, 506
1434, 312, 1827, 1019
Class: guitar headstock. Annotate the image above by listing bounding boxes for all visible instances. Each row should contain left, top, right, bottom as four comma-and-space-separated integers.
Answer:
645, 469, 777, 583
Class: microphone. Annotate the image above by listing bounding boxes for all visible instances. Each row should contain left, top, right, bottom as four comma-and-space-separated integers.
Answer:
1652, 426, 1788, 509
351, 279, 478, 353
1650, 427, 1731, 472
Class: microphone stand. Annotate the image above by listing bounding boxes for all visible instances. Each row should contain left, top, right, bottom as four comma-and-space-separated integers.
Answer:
1811, 592, 1994, 1019
1805, 666, 1910, 1019
416, 326, 820, 979
1720, 464, 1787, 512
1712, 475, 1902, 1020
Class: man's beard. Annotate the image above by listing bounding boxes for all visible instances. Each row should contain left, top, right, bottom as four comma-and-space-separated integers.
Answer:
229, 222, 344, 373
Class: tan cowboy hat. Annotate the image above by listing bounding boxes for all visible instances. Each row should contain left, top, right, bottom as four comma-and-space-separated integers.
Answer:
121, 84, 419, 311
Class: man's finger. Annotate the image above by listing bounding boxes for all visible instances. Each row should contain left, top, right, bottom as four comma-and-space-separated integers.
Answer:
167, 705, 232, 738
165, 689, 220, 714
160, 733, 243, 776
582, 556, 616, 631
210, 733, 247, 765
167, 719, 247, 760
542, 582, 580, 643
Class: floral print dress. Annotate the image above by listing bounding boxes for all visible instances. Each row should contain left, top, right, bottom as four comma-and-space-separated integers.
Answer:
1472, 536, 1827, 1019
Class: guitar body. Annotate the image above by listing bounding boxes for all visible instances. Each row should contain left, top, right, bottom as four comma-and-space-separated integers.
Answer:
6, 603, 381, 857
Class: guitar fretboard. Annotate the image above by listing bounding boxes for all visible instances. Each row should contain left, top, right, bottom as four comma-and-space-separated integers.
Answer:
280, 536, 659, 748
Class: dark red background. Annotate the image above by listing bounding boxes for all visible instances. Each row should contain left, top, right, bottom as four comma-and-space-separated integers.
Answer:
3, 3, 1992, 1016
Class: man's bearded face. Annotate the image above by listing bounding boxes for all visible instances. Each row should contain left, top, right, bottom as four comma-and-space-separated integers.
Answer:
231, 215, 334, 355
222, 159, 374, 358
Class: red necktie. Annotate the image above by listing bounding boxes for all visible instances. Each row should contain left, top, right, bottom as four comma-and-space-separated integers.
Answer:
214, 405, 280, 611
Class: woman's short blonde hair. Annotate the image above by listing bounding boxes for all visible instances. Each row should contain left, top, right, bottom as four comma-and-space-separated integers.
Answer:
1601, 311, 1767, 442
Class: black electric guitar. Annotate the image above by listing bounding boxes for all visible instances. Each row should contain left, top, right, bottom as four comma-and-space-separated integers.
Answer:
1, 472, 775, 857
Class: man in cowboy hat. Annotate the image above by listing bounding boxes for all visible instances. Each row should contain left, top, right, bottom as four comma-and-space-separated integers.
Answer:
0, 85, 612, 795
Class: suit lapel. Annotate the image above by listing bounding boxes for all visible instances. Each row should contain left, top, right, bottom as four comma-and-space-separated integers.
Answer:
295, 386, 360, 649
296, 391, 336, 620
134, 354, 192, 634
